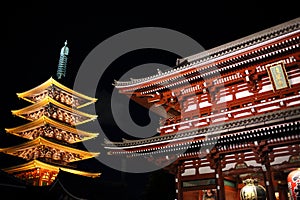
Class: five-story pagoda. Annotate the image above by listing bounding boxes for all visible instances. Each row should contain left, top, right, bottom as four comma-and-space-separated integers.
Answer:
0, 41, 101, 186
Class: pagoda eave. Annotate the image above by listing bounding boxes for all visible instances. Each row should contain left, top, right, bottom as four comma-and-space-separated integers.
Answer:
1, 159, 101, 178
12, 97, 97, 118
11, 97, 98, 126
16, 77, 97, 109
5, 116, 99, 143
0, 137, 100, 162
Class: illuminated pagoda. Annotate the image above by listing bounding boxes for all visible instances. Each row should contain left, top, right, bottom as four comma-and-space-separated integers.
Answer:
0, 41, 100, 187
106, 17, 300, 199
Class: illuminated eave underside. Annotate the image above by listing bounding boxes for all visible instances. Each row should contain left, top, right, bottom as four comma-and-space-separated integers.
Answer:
105, 119, 300, 158
11, 97, 98, 125
114, 17, 300, 90
0, 136, 100, 161
5, 116, 99, 143
1, 159, 100, 178
17, 77, 97, 109
104, 106, 300, 151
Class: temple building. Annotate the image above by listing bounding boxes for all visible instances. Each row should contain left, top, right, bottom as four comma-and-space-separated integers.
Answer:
0, 42, 101, 188
106, 17, 300, 199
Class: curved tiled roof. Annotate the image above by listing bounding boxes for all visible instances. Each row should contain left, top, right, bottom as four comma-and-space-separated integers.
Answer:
5, 116, 98, 143
17, 77, 97, 109
104, 106, 300, 148
114, 17, 300, 88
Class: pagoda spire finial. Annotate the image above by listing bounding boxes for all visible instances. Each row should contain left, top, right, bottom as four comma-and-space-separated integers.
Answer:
57, 40, 69, 79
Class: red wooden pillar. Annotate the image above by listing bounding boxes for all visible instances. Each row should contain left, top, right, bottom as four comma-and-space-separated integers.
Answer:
176, 164, 183, 200
262, 163, 276, 200
215, 159, 225, 200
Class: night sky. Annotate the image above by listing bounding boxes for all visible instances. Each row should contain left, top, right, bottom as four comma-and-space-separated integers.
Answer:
1, 1, 299, 199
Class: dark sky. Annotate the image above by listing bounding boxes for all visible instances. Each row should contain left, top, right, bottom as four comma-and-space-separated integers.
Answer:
0, 1, 299, 199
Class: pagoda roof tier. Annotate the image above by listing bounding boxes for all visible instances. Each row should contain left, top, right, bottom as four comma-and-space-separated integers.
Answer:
5, 116, 98, 144
113, 17, 300, 93
11, 97, 98, 126
104, 106, 300, 153
1, 159, 100, 178
0, 137, 99, 162
17, 77, 97, 109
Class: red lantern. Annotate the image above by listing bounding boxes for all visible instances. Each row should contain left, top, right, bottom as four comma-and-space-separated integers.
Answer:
287, 169, 300, 200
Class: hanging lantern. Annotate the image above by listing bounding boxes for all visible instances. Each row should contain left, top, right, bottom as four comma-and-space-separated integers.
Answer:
240, 178, 266, 200
287, 169, 300, 200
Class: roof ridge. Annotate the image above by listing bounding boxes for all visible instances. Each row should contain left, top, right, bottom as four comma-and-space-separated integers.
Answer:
179, 17, 300, 64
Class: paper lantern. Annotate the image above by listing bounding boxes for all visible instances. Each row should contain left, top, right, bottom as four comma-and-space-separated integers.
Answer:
240, 178, 266, 200
287, 169, 300, 200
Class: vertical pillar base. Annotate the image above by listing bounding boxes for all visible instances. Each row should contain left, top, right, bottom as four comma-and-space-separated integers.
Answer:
262, 164, 276, 200
216, 162, 225, 200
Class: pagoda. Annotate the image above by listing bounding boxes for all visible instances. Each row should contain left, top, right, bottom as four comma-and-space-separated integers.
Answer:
106, 17, 300, 199
0, 41, 101, 186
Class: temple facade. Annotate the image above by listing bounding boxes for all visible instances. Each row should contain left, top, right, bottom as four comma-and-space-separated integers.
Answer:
0, 41, 101, 187
106, 17, 300, 199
